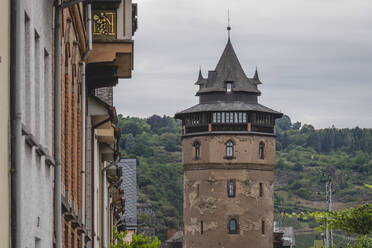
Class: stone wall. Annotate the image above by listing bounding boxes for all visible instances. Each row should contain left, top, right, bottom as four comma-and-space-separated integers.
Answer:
182, 134, 276, 248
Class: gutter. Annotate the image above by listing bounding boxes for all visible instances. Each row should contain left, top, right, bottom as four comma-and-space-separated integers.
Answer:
81, 2, 92, 248
54, 1, 63, 247
10, 0, 24, 247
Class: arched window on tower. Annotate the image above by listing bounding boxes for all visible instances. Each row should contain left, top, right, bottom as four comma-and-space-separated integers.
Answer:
226, 140, 234, 159
259, 141, 265, 159
193, 141, 200, 160
228, 218, 238, 234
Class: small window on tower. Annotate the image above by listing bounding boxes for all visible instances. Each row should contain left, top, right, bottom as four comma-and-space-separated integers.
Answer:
212, 112, 217, 123
226, 140, 234, 159
228, 218, 238, 234
259, 141, 265, 159
226, 82, 232, 92
259, 182, 263, 197
227, 180, 235, 197
193, 141, 200, 160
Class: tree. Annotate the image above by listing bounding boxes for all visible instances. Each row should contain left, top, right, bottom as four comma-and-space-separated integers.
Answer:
111, 226, 161, 248
286, 204, 372, 236
292, 121, 302, 130
276, 115, 292, 131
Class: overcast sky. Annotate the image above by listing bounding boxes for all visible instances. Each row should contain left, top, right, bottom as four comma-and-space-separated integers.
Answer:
114, 0, 372, 129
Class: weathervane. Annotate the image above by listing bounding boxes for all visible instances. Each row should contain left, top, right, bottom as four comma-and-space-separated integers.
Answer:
227, 9, 231, 39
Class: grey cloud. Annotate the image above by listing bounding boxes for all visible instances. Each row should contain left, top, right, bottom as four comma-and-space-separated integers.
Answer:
114, 0, 372, 128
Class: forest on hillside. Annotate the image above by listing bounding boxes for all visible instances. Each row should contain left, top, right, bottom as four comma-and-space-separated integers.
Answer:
117, 114, 372, 241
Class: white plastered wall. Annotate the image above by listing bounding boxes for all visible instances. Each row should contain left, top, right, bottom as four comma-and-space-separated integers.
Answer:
17, 0, 55, 247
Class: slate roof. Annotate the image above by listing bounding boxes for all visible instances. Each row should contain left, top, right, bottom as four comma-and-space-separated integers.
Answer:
175, 102, 282, 117
196, 38, 260, 95
166, 231, 183, 243
118, 159, 137, 229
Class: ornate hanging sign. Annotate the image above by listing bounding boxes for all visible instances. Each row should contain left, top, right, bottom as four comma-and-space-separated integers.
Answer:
92, 10, 117, 40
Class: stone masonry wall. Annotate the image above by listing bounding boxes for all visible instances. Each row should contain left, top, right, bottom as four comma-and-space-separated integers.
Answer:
182, 134, 276, 248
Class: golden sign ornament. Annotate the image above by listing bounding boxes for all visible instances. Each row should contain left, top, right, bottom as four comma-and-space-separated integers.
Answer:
92, 11, 116, 36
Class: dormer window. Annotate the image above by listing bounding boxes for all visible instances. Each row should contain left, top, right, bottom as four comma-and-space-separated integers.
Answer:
226, 82, 232, 93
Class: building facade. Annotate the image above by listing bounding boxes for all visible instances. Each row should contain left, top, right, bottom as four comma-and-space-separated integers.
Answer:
11, 0, 55, 247
9, 0, 137, 247
175, 36, 282, 248
0, 1, 11, 247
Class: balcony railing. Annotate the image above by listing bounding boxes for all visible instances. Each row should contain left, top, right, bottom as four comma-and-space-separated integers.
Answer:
184, 122, 275, 135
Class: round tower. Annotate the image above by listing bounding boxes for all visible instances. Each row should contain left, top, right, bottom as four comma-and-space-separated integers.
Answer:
175, 37, 282, 248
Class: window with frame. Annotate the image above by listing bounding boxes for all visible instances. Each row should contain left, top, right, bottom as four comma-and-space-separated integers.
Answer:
228, 218, 238, 234
212, 112, 217, 123
261, 220, 265, 235
226, 112, 230, 123
226, 140, 234, 158
193, 141, 200, 159
259, 141, 265, 159
242, 112, 247, 123
227, 180, 235, 197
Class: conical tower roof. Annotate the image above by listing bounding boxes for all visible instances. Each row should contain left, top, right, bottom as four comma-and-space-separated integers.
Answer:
253, 67, 262, 84
196, 39, 260, 95
194, 68, 207, 85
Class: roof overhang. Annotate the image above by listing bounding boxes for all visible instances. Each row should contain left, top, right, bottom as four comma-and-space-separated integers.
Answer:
87, 41, 134, 89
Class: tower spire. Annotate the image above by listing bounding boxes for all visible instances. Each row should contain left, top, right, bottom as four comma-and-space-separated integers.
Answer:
198, 66, 203, 80
227, 9, 231, 40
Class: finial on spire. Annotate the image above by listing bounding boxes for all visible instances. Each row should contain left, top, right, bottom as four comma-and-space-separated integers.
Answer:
253, 66, 262, 84
227, 9, 231, 40
254, 66, 259, 79
198, 66, 203, 80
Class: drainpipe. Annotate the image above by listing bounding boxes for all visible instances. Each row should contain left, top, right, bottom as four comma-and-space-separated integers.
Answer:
10, 0, 24, 246
81, 2, 92, 248
54, 1, 63, 248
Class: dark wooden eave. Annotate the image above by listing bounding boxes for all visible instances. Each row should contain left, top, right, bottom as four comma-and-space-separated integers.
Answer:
86, 63, 118, 89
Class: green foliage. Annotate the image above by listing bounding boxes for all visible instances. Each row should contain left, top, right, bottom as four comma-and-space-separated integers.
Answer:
118, 114, 372, 242
285, 204, 372, 235
276, 116, 372, 154
347, 236, 372, 248
118, 115, 183, 241
110, 226, 161, 248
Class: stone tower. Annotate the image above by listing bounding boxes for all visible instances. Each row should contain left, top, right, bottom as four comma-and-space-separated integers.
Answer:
175, 36, 282, 248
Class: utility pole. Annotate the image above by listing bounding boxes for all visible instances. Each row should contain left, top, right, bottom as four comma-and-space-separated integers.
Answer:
323, 173, 333, 248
